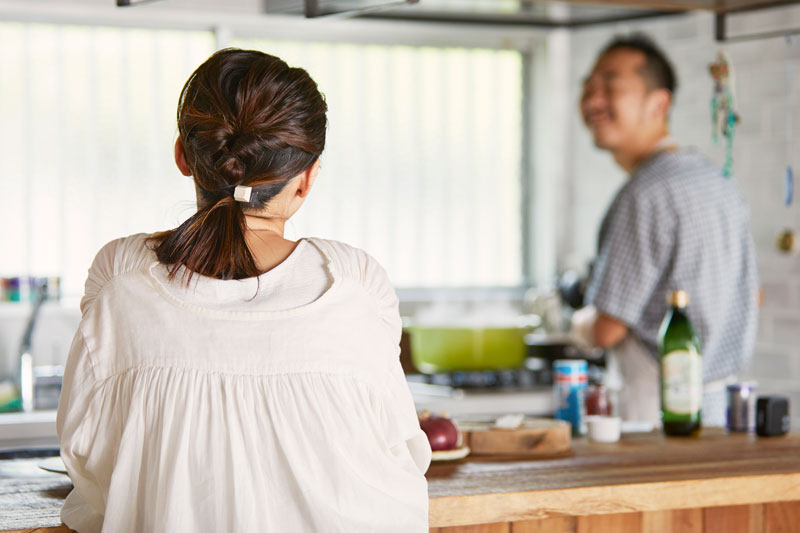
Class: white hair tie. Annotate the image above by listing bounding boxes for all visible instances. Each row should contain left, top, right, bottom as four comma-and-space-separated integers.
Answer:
233, 185, 252, 203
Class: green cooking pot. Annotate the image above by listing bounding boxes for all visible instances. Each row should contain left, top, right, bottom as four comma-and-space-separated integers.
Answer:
405, 326, 528, 374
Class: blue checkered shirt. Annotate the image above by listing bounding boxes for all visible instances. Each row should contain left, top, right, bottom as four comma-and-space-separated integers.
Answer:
585, 149, 759, 383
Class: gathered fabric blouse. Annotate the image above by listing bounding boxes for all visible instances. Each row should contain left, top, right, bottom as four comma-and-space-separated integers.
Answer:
56, 234, 431, 533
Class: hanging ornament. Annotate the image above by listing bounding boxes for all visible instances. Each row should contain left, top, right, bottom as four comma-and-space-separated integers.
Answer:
784, 34, 794, 208
777, 228, 796, 253
778, 34, 796, 254
709, 51, 740, 178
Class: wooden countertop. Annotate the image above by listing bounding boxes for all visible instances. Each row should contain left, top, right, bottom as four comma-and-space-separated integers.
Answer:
5, 430, 800, 532
427, 429, 800, 528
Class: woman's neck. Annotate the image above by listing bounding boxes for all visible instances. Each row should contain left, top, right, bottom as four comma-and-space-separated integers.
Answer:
244, 214, 286, 236
243, 215, 298, 273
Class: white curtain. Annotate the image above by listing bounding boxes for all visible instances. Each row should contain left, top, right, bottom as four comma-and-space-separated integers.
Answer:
235, 38, 524, 287
0, 23, 213, 298
0, 22, 523, 299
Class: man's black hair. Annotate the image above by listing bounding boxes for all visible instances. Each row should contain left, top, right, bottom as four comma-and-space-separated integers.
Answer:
600, 33, 678, 96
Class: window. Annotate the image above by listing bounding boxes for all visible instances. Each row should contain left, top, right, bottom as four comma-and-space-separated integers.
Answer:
0, 22, 214, 297
234, 38, 524, 287
0, 21, 525, 297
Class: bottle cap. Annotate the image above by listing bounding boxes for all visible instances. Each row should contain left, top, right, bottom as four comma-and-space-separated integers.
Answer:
667, 290, 690, 308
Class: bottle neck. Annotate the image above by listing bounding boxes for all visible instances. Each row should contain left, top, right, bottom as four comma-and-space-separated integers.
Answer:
661, 305, 700, 354
666, 306, 691, 327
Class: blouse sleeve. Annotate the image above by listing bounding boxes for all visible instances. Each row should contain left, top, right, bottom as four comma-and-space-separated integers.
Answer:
364, 255, 431, 474
56, 329, 105, 521
322, 239, 431, 473
384, 361, 432, 474
355, 249, 403, 333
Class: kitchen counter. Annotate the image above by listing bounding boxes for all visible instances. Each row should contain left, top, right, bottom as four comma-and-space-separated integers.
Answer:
3, 430, 800, 533
428, 429, 800, 532
0, 457, 71, 532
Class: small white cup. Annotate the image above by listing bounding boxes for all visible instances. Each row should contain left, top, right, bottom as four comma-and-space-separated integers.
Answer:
586, 415, 622, 443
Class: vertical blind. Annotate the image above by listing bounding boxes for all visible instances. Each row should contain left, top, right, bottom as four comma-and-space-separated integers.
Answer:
0, 22, 214, 298
233, 38, 524, 287
0, 22, 523, 298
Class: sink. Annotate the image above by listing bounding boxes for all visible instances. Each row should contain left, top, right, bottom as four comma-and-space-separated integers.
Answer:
0, 446, 60, 460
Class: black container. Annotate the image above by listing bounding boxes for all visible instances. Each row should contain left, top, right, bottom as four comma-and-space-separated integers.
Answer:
756, 396, 790, 437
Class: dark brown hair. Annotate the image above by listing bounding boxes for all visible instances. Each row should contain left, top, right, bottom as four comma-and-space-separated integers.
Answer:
149, 48, 327, 282
600, 33, 678, 96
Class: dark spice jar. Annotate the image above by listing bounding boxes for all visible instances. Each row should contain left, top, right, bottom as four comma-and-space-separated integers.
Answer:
585, 384, 613, 416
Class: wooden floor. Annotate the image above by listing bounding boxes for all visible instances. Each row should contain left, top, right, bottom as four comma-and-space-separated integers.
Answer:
430, 501, 800, 532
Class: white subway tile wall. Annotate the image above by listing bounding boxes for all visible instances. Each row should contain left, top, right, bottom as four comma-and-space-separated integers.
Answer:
566, 10, 800, 430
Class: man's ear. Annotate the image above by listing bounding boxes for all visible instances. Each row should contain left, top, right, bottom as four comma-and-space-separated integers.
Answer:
174, 137, 192, 177
648, 89, 672, 122
297, 159, 321, 198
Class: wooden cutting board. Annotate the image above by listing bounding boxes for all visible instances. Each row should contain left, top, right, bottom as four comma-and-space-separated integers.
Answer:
457, 417, 571, 456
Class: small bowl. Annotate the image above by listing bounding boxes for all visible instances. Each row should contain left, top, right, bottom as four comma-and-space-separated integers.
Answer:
586, 415, 621, 443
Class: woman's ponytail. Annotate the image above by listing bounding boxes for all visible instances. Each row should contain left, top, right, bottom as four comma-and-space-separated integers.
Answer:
149, 48, 327, 283
152, 196, 256, 282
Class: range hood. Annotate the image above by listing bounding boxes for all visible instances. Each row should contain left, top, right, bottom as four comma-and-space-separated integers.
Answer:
261, 0, 800, 26
358, 0, 676, 27
112, 0, 800, 33
263, 0, 677, 25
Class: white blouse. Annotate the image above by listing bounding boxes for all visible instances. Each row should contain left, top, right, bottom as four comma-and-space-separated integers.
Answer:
56, 234, 431, 533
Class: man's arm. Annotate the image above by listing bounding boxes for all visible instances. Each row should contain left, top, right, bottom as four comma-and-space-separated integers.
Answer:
572, 305, 629, 348
593, 312, 628, 347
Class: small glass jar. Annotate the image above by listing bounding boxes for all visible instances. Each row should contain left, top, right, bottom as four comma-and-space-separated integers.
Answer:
727, 382, 757, 433
585, 383, 613, 416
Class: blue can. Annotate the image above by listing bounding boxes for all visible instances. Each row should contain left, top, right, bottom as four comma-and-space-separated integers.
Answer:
553, 359, 588, 436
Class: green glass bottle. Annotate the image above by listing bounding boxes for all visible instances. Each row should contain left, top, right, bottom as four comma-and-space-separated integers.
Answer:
658, 290, 702, 436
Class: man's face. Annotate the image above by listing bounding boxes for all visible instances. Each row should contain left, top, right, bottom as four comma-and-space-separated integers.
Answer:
580, 48, 664, 151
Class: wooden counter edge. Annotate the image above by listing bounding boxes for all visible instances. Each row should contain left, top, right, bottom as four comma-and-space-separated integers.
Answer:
5, 473, 800, 532
3, 527, 72, 533
428, 472, 800, 528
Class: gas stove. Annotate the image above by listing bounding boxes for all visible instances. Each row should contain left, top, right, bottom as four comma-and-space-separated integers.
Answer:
406, 358, 606, 417
408, 356, 604, 390
407, 367, 554, 417
422, 368, 541, 390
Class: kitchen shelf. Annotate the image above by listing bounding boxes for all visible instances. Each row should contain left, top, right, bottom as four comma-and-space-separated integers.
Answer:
570, 0, 799, 14
353, 0, 800, 28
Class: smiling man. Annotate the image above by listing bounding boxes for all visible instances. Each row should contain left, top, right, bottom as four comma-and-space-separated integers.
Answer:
571, 34, 759, 427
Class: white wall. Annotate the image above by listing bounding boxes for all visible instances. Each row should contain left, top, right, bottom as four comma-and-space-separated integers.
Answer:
565, 8, 800, 429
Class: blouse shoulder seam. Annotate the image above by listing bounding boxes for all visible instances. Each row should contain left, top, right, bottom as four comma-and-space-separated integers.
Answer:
82, 269, 152, 319
306, 238, 385, 307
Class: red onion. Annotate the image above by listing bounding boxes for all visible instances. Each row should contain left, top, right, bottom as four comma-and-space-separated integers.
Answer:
419, 412, 459, 451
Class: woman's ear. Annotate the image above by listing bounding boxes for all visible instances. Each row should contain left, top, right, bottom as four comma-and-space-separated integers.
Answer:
297, 159, 321, 198
174, 137, 193, 177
